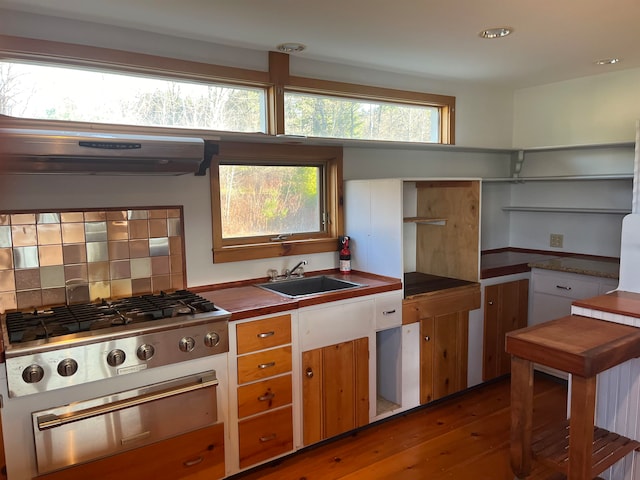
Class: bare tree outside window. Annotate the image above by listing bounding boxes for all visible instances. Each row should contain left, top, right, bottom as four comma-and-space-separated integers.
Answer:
0, 61, 266, 133
219, 164, 321, 238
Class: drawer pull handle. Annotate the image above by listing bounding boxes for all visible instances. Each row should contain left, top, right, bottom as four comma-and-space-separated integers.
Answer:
556, 285, 572, 290
257, 331, 275, 338
258, 391, 276, 402
259, 433, 277, 443
382, 309, 396, 315
305, 367, 314, 378
258, 361, 276, 369
183, 456, 204, 467
424, 336, 431, 342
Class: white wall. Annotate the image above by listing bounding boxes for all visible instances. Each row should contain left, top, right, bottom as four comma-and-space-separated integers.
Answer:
513, 68, 640, 148
506, 179, 632, 257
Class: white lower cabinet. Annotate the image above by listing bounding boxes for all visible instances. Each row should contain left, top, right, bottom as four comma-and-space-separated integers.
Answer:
530, 267, 618, 378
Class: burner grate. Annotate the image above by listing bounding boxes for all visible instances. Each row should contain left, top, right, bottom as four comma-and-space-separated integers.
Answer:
3, 290, 219, 344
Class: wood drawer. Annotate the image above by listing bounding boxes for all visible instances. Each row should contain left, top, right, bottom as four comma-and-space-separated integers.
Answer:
238, 406, 293, 469
533, 271, 600, 299
237, 374, 292, 419
237, 346, 292, 384
402, 283, 481, 324
236, 314, 291, 355
375, 291, 403, 330
37, 423, 225, 480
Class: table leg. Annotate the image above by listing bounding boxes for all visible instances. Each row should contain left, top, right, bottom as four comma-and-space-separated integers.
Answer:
510, 356, 534, 478
568, 375, 596, 480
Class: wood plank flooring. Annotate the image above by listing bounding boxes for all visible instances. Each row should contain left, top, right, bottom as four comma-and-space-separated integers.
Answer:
231, 374, 568, 480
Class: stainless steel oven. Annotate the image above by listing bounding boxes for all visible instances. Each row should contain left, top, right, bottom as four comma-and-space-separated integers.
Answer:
32, 371, 218, 474
0, 290, 230, 479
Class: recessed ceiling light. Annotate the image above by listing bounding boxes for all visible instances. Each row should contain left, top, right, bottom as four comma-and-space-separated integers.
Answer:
276, 43, 306, 53
479, 27, 513, 39
595, 58, 621, 65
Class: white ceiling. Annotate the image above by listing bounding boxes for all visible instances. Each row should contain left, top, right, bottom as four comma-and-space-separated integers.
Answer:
3, 0, 640, 89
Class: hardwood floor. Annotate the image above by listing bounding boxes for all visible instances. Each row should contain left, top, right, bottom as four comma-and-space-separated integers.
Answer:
231, 374, 567, 480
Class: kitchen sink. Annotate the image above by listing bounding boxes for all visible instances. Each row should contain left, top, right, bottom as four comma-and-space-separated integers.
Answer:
256, 275, 366, 298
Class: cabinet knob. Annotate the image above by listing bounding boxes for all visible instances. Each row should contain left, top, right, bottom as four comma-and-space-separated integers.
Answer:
488, 301, 494, 305
305, 367, 314, 378
424, 335, 431, 342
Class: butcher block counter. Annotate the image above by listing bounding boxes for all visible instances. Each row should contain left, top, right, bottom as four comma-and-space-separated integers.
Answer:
506, 315, 640, 480
192, 270, 402, 320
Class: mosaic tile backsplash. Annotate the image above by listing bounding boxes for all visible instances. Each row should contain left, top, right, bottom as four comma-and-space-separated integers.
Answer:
0, 207, 186, 313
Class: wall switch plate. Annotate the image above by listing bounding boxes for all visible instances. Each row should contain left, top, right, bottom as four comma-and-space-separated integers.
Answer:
550, 233, 564, 248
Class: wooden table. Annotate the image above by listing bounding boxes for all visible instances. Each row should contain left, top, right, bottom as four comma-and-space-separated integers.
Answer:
506, 315, 640, 480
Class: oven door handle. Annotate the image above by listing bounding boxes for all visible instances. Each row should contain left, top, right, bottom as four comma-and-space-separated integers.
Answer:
36, 372, 218, 431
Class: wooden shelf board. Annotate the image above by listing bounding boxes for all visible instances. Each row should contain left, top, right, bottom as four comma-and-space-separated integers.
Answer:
532, 420, 640, 478
403, 217, 446, 225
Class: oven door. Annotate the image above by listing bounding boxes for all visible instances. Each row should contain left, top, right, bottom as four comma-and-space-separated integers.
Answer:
32, 370, 218, 475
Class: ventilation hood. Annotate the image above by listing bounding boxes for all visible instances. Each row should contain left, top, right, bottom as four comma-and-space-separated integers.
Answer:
0, 128, 210, 175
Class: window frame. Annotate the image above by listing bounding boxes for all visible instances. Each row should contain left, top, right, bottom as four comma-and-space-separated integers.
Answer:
0, 35, 453, 263
284, 75, 455, 144
210, 141, 343, 263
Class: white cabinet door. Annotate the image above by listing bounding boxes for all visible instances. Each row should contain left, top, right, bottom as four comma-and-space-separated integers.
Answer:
344, 179, 403, 278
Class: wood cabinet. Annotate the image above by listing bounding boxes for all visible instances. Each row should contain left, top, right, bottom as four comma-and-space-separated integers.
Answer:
37, 423, 225, 480
302, 337, 369, 445
482, 279, 529, 381
403, 283, 480, 404
234, 314, 294, 469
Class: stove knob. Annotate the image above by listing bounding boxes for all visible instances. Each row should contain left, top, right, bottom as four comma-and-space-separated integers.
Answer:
107, 349, 126, 367
204, 332, 220, 347
179, 336, 196, 353
137, 344, 155, 361
22, 364, 45, 384
57, 358, 78, 377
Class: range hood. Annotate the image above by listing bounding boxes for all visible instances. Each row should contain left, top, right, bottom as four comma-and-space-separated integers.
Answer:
0, 128, 211, 175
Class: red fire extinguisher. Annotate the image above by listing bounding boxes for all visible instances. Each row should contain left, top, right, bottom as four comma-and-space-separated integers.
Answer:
339, 236, 351, 274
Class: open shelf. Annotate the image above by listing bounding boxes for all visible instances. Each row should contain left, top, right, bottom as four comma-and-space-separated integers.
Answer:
502, 206, 631, 215
532, 420, 640, 478
403, 217, 446, 225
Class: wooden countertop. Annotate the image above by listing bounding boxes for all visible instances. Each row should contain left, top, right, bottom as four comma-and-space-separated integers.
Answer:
193, 270, 402, 321
506, 314, 640, 377
481, 250, 559, 279
572, 290, 640, 319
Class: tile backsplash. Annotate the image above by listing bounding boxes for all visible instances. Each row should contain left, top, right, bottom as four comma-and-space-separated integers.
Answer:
0, 207, 186, 313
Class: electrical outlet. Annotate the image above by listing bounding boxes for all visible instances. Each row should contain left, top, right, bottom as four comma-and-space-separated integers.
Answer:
550, 233, 564, 248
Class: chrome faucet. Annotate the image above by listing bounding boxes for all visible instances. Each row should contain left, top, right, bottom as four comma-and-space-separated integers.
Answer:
287, 260, 307, 278
267, 260, 308, 282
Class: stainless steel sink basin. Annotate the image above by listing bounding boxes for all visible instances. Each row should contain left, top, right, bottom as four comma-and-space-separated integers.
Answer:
256, 275, 366, 298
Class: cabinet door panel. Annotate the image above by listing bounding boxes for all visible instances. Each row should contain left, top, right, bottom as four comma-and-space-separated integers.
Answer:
419, 317, 435, 404
483, 283, 501, 380
323, 341, 357, 438
498, 280, 528, 374
433, 312, 462, 400
302, 348, 323, 446
302, 337, 369, 446
483, 279, 529, 381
